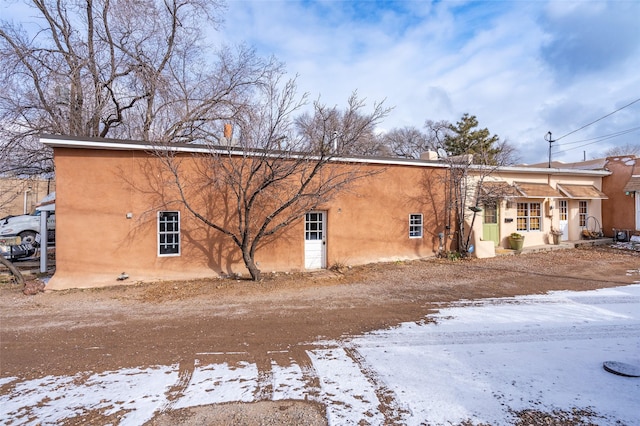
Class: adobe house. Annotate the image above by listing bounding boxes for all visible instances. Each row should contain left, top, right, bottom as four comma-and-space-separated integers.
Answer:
602, 156, 640, 239
41, 135, 451, 289
467, 164, 610, 258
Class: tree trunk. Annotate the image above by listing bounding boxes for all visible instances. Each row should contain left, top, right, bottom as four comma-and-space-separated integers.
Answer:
0, 256, 25, 287
242, 251, 262, 281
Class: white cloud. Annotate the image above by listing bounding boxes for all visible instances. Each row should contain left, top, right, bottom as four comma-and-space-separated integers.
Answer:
2, 0, 638, 163
540, 1, 640, 81
225, 0, 640, 164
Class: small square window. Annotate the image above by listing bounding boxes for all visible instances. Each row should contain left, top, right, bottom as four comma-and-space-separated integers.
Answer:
409, 214, 423, 238
158, 211, 180, 256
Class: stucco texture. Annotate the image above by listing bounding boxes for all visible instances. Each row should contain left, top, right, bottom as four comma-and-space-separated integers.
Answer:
49, 148, 448, 289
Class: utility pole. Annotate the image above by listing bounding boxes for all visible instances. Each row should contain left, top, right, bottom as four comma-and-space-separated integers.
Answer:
545, 131, 554, 168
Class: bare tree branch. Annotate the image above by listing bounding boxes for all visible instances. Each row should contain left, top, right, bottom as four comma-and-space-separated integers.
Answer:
0, 0, 274, 177
151, 76, 388, 280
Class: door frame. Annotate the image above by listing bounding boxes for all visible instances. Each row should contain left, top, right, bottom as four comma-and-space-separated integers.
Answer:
558, 199, 569, 241
482, 202, 500, 247
304, 210, 327, 269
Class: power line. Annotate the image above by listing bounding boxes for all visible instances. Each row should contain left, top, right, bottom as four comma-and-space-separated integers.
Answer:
553, 126, 640, 153
556, 126, 640, 148
555, 97, 640, 141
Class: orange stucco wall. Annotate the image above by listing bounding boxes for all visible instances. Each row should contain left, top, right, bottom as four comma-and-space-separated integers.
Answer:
602, 156, 638, 235
49, 148, 448, 289
323, 164, 447, 265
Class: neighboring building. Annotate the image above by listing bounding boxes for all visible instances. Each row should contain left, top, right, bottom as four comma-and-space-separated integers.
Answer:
0, 177, 55, 218
467, 164, 609, 257
603, 156, 640, 239
41, 135, 450, 289
525, 156, 640, 239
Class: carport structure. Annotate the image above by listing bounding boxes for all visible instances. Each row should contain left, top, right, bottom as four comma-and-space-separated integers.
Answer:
35, 192, 55, 273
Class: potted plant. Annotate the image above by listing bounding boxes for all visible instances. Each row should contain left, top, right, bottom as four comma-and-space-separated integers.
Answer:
509, 232, 525, 250
550, 227, 563, 245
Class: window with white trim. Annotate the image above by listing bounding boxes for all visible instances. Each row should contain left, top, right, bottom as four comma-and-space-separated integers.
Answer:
516, 202, 541, 231
158, 211, 180, 256
579, 201, 588, 227
409, 214, 423, 238
559, 200, 568, 221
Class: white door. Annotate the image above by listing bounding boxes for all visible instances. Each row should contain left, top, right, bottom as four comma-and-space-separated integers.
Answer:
305, 211, 326, 269
559, 200, 569, 240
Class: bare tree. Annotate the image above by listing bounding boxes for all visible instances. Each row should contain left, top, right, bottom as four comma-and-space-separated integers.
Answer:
604, 143, 640, 157
424, 119, 451, 151
0, 0, 278, 175
494, 138, 521, 166
295, 95, 391, 157
381, 126, 430, 159
155, 77, 390, 280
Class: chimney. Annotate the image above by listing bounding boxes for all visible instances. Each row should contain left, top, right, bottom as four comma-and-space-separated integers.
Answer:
420, 151, 439, 161
223, 123, 233, 140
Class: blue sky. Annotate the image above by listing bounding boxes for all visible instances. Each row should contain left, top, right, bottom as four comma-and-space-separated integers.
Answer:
3, 0, 639, 164
221, 0, 640, 164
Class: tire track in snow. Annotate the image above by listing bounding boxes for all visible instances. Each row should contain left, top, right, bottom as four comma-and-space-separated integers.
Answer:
343, 345, 410, 425
307, 346, 385, 425
254, 354, 274, 401
291, 345, 323, 402
159, 361, 194, 413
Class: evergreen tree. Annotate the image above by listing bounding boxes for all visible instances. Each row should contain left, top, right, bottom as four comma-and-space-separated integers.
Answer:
443, 114, 500, 165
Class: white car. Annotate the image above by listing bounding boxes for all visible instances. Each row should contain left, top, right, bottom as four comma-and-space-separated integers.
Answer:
0, 193, 55, 246
0, 236, 36, 260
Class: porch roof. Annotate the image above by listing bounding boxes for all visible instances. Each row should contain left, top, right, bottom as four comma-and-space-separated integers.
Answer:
557, 184, 608, 200
513, 182, 563, 198
623, 176, 640, 193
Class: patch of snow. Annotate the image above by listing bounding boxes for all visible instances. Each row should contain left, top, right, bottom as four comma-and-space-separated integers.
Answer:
271, 358, 307, 401
352, 286, 640, 425
172, 361, 258, 408
0, 377, 17, 386
2, 285, 639, 425
0, 366, 177, 426
308, 347, 384, 425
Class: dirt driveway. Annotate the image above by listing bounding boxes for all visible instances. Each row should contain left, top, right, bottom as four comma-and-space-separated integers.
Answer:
1, 246, 639, 424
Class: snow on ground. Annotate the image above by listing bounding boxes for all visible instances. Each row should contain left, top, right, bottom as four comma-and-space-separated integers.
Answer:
350, 285, 640, 425
2, 284, 639, 425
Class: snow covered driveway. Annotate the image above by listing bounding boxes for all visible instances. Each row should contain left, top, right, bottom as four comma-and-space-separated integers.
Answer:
348, 284, 640, 425
2, 284, 639, 425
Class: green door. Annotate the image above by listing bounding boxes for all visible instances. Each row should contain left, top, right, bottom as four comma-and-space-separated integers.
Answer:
482, 202, 499, 246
